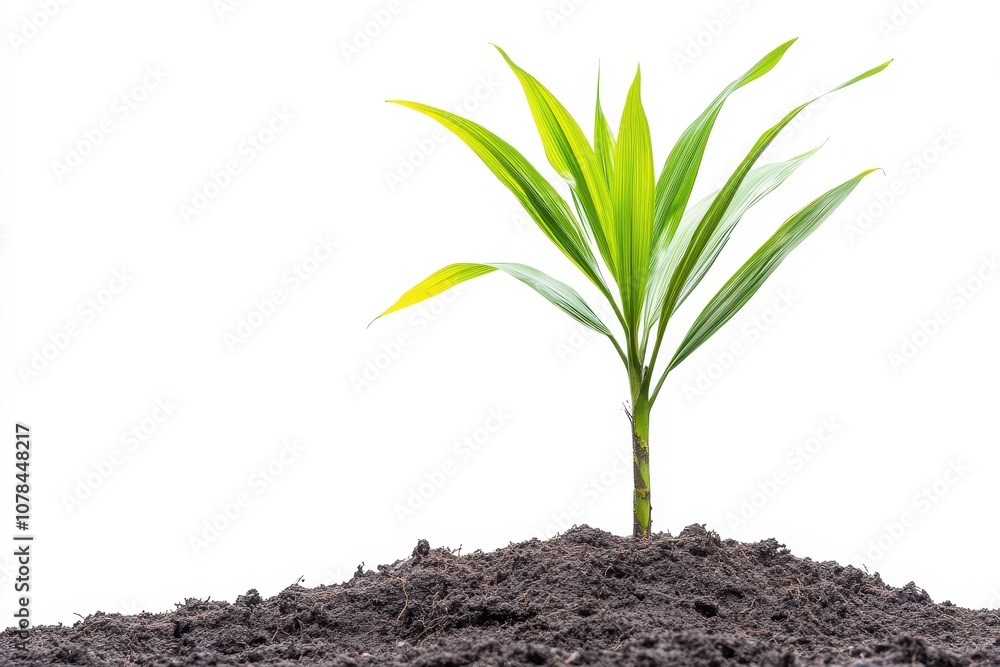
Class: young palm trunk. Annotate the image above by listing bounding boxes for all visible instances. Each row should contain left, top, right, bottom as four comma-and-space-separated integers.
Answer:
630, 377, 652, 538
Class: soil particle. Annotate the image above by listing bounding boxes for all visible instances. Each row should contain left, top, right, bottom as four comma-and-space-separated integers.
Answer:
412, 539, 431, 559
3, 525, 998, 666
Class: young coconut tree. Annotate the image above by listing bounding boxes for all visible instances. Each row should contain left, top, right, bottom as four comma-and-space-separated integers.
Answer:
374, 40, 889, 537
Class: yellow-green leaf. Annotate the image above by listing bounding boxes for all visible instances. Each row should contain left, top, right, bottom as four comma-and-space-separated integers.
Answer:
663, 169, 879, 378
388, 100, 607, 296
595, 71, 616, 185
373, 262, 613, 338
643, 145, 820, 331
653, 39, 798, 251
611, 67, 655, 327
495, 46, 619, 281
655, 59, 891, 342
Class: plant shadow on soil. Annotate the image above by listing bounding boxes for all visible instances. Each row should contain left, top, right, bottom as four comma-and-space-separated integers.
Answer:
3, 524, 999, 666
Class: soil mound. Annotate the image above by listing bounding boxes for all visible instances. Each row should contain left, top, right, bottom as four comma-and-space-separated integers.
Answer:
4, 525, 998, 665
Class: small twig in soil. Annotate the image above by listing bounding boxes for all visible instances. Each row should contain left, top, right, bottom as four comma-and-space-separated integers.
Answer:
937, 607, 970, 626
542, 603, 581, 618
395, 577, 410, 621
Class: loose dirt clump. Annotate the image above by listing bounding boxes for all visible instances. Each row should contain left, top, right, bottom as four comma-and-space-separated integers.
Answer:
4, 525, 999, 665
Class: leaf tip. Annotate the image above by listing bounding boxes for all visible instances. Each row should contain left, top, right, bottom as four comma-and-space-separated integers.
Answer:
387, 99, 421, 113
852, 167, 884, 183
777, 37, 799, 53
874, 59, 893, 73
492, 43, 515, 67
627, 65, 643, 96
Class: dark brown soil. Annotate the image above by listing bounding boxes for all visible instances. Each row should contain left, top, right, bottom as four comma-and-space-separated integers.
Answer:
4, 525, 999, 666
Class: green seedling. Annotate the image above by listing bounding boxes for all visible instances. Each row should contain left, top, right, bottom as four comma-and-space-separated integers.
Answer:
374, 40, 889, 537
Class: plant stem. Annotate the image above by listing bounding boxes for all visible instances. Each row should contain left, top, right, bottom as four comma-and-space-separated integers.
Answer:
630, 375, 652, 538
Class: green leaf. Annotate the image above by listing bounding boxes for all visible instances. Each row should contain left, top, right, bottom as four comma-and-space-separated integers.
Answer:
594, 71, 616, 185
655, 59, 891, 340
643, 146, 820, 331
612, 67, 655, 327
653, 38, 798, 251
388, 100, 606, 295
373, 262, 613, 337
494, 45, 619, 281
665, 168, 880, 375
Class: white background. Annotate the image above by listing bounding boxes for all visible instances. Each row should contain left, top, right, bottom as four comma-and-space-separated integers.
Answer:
2, 0, 998, 627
